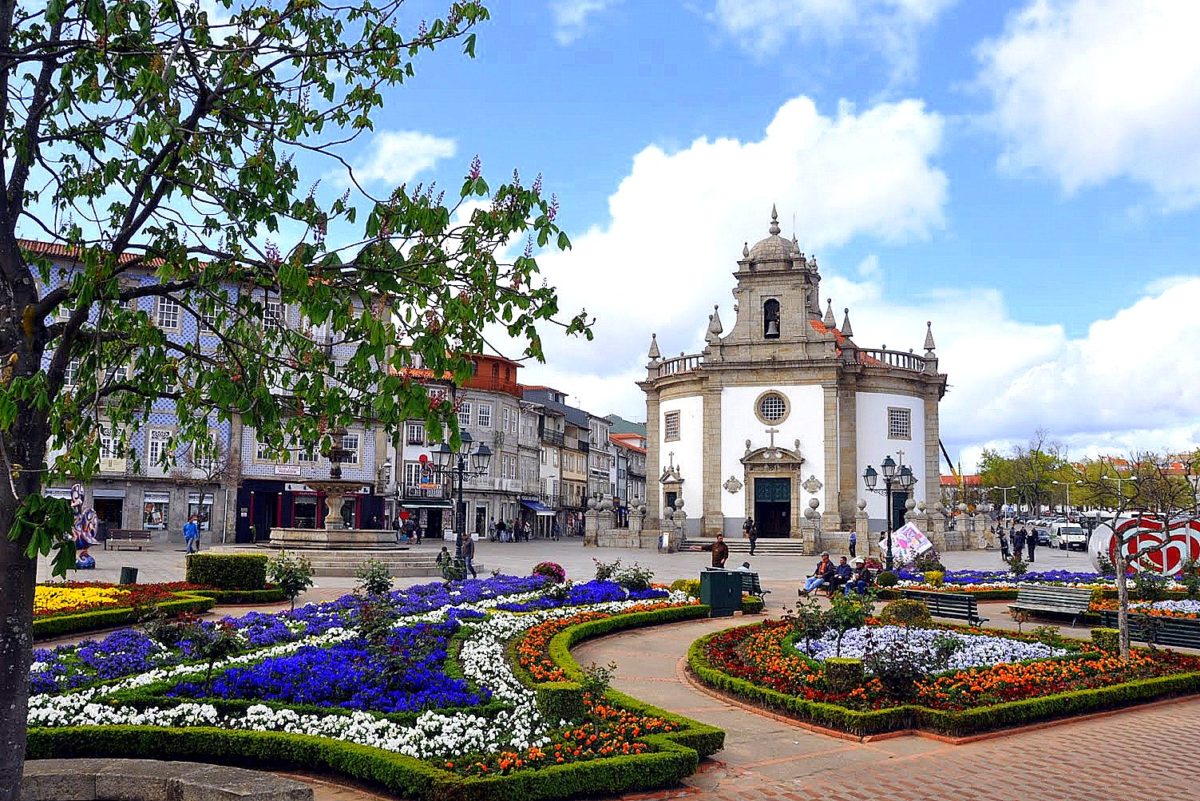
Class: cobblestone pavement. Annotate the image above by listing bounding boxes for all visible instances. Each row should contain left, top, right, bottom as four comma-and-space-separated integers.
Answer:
574, 615, 1200, 801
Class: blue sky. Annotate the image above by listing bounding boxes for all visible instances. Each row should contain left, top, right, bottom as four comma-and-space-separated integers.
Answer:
354, 0, 1200, 469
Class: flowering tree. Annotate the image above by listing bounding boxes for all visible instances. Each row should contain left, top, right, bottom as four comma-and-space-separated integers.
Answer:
0, 1, 590, 797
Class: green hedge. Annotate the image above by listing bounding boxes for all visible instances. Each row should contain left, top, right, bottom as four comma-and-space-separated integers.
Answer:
188, 587, 287, 604
185, 553, 268, 590
29, 603, 725, 801
32, 593, 216, 640
687, 625, 1200, 738
740, 596, 765, 615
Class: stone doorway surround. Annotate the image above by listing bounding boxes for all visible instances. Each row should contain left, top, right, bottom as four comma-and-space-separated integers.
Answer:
741, 444, 804, 539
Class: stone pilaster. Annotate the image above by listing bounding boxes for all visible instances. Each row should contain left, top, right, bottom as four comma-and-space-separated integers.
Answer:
836, 384, 858, 528
645, 392, 661, 523
924, 391, 941, 511
702, 386, 723, 536
821, 383, 840, 527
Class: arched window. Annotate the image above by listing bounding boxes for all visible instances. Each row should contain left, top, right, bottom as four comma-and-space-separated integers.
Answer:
763, 299, 781, 339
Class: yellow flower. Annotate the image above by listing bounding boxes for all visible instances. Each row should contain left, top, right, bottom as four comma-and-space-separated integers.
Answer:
35, 584, 130, 615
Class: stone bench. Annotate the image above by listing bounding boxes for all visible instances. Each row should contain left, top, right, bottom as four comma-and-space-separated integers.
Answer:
22, 758, 313, 801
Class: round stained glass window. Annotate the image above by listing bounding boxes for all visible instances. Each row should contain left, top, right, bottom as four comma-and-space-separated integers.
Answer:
758, 393, 787, 423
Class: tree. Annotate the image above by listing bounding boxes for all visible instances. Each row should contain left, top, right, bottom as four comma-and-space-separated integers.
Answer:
0, 2, 590, 797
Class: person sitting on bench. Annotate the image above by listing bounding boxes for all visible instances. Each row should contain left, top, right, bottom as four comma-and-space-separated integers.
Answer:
844, 557, 873, 596
799, 552, 835, 596
827, 556, 852, 595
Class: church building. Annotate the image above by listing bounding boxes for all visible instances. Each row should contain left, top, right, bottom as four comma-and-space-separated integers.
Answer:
639, 208, 948, 545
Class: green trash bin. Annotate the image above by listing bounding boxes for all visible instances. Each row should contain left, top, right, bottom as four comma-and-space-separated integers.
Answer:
119, 566, 138, 585
699, 569, 741, 617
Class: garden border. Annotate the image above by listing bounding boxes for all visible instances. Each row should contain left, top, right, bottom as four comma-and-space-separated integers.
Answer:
687, 623, 1200, 739
33, 591, 217, 640
28, 603, 725, 801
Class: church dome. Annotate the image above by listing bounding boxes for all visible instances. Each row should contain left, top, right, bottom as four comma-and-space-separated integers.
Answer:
746, 205, 801, 262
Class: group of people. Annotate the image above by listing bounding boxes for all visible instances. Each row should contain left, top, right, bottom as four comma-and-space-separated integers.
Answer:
997, 525, 1038, 562
488, 518, 540, 542
799, 552, 874, 597
434, 535, 478, 579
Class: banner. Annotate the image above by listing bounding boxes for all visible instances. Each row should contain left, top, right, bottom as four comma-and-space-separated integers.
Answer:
1089, 516, 1200, 576
883, 522, 933, 564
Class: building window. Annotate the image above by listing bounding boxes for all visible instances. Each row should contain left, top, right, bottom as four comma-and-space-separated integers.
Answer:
199, 306, 218, 329
341, 432, 360, 466
99, 429, 120, 460
147, 430, 172, 469
403, 462, 423, 488
187, 492, 214, 531
405, 422, 425, 445
63, 358, 81, 389
263, 300, 285, 330
458, 401, 472, 427
191, 434, 218, 473
754, 390, 790, 425
296, 441, 319, 463
256, 438, 282, 463
143, 491, 170, 530
763, 299, 781, 339
502, 407, 511, 433
664, 411, 681, 442
477, 403, 492, 428
888, 407, 912, 440
155, 296, 180, 330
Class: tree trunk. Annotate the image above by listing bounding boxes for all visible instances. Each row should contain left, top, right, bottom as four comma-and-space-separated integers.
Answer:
0, 495, 36, 801
1115, 543, 1131, 660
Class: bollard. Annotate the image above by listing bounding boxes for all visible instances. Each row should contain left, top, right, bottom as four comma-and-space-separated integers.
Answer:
119, 566, 139, 585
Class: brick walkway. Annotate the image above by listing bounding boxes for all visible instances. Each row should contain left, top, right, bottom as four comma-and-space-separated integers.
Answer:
573, 615, 1200, 801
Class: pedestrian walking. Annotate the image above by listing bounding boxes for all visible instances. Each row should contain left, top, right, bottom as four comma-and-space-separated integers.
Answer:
183, 514, 200, 554
1027, 526, 1038, 562
848, 529, 857, 559
998, 528, 1010, 561
1012, 527, 1027, 562
743, 517, 757, 555
460, 534, 477, 578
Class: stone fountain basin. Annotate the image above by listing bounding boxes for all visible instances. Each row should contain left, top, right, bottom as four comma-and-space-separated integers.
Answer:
266, 527, 407, 550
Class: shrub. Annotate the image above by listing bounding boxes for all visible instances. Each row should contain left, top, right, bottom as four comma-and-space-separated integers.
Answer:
1007, 555, 1029, 576
740, 596, 765, 615
184, 553, 267, 590
876, 570, 898, 588
355, 559, 393, 598
924, 570, 945, 588
824, 658, 864, 693
592, 558, 654, 590
1132, 571, 1170, 602
1179, 558, 1200, 600
879, 599, 932, 627
1031, 625, 1066, 648
1096, 554, 1117, 578
826, 594, 871, 656
580, 661, 617, 698
669, 578, 701, 599
911, 549, 946, 573
532, 561, 566, 583
1091, 627, 1120, 653
267, 551, 315, 611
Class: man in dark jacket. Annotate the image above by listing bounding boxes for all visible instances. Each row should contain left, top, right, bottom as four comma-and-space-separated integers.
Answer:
460, 534, 477, 578
828, 556, 853, 595
1026, 525, 1038, 562
1011, 527, 1027, 561
711, 533, 729, 568
800, 552, 835, 595
744, 517, 758, 555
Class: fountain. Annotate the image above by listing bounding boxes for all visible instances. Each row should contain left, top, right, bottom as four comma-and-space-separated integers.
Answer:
266, 424, 403, 551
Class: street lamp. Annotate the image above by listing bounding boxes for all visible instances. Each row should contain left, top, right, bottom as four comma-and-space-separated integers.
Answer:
1052, 479, 1082, 514
989, 485, 1016, 516
432, 431, 493, 559
863, 454, 918, 571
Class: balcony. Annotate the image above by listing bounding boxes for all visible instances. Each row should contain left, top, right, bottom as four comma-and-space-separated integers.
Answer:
577, 439, 590, 453
541, 429, 564, 447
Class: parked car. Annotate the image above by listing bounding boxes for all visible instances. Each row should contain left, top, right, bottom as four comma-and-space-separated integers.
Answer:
1050, 522, 1088, 551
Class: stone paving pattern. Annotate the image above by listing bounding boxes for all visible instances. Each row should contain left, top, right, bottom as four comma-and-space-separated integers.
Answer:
30, 539, 1200, 799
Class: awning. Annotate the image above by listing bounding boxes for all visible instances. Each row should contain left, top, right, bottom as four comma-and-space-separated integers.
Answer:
399, 500, 453, 509
520, 499, 556, 516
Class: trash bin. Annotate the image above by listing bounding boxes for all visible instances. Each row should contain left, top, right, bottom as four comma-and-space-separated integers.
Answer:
119, 566, 138, 585
699, 569, 741, 617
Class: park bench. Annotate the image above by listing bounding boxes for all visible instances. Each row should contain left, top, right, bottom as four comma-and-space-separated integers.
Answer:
900, 589, 988, 627
1008, 586, 1094, 627
1098, 610, 1200, 650
737, 571, 770, 600
103, 529, 152, 550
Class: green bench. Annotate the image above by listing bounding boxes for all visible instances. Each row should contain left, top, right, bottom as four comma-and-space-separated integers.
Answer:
1098, 610, 1200, 650
1008, 586, 1094, 627
900, 589, 987, 627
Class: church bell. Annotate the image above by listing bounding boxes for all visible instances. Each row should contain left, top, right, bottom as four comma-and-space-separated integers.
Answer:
765, 319, 780, 337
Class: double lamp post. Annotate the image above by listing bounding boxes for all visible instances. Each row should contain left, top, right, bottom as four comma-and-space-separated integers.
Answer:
433, 431, 492, 559
862, 455, 917, 571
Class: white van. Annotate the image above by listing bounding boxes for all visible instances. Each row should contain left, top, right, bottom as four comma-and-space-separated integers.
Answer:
1050, 522, 1087, 551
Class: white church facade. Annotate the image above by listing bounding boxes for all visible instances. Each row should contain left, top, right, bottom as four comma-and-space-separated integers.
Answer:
639, 208, 948, 548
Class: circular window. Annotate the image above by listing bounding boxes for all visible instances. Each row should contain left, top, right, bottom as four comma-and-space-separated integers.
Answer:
755, 391, 789, 424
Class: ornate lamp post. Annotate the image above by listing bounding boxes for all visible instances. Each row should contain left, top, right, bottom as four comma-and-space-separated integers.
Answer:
863, 454, 917, 571
433, 431, 492, 559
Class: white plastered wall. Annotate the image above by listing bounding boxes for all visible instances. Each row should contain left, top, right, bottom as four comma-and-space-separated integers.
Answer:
659, 395, 704, 518
855, 391, 926, 525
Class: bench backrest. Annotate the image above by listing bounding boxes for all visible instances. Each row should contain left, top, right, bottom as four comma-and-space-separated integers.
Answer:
1098, 610, 1199, 648
1014, 586, 1093, 609
109, 529, 152, 539
901, 589, 977, 616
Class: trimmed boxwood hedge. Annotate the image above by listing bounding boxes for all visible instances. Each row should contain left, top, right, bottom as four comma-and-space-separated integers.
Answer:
687, 624, 1200, 738
32, 592, 216, 640
185, 553, 269, 590
28, 602, 725, 801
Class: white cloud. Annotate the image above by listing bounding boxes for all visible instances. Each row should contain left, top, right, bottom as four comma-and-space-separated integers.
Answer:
352, 130, 457, 186
517, 94, 947, 413
712, 0, 954, 79
550, 0, 619, 45
977, 0, 1200, 209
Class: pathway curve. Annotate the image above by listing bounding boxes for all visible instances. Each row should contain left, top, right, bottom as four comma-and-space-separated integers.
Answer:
572, 615, 1200, 801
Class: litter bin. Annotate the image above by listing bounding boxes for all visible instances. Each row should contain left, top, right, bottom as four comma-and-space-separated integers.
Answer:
699, 569, 741, 617
119, 566, 139, 585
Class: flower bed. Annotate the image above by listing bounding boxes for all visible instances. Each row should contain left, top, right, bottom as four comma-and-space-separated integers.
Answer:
1091, 599, 1200, 619
690, 618, 1200, 736
26, 574, 724, 801
797, 626, 1066, 670
34, 582, 208, 618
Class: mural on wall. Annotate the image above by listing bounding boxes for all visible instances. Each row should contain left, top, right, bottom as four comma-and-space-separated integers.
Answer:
1089, 515, 1200, 576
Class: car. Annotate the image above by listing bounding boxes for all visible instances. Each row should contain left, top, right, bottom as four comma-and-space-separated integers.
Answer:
1050, 522, 1088, 550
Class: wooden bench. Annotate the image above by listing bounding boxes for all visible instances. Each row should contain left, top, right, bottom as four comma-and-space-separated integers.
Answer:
1098, 610, 1200, 650
104, 529, 152, 550
737, 571, 770, 600
1008, 586, 1094, 627
900, 589, 988, 627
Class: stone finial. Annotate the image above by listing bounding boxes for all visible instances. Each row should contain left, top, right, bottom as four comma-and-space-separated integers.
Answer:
810, 254, 819, 272
924, 320, 936, 354
647, 332, 661, 360
742, 241, 750, 258
840, 307, 854, 337
768, 204, 781, 236
823, 298, 835, 327
857, 499, 867, 511
709, 304, 723, 335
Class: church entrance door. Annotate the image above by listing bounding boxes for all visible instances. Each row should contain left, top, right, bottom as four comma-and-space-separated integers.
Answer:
754, 478, 791, 538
